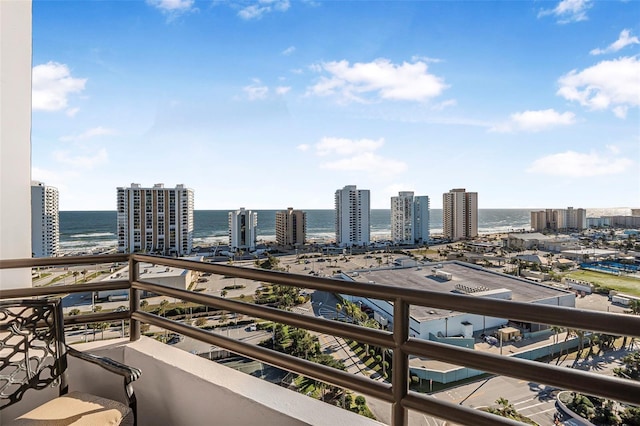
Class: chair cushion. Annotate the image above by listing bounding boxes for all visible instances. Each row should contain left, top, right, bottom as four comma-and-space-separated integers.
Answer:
8, 391, 133, 426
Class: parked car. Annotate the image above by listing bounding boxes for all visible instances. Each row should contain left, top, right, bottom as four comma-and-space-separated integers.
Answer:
167, 334, 184, 345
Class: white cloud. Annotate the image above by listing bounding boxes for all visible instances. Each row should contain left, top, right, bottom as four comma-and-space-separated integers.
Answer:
557, 56, 640, 117
491, 109, 576, 133
307, 58, 448, 103
31, 166, 76, 193
66, 108, 80, 117
432, 99, 457, 111
606, 145, 621, 155
60, 126, 117, 142
53, 148, 108, 169
320, 152, 407, 176
296, 144, 310, 152
146, 0, 195, 17
538, 0, 591, 23
238, 0, 290, 20
410, 55, 443, 64
590, 29, 640, 55
243, 80, 269, 100
275, 86, 291, 95
527, 150, 633, 177
282, 46, 296, 56
32, 62, 86, 112
315, 137, 384, 156
306, 137, 407, 177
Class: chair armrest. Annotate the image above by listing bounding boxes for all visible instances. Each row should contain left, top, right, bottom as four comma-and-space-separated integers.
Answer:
66, 345, 141, 384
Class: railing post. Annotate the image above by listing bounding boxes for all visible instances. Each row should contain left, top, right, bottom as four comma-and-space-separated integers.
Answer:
129, 255, 140, 341
391, 298, 409, 426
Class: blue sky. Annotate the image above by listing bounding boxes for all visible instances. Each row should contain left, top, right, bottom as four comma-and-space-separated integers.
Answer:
31, 0, 639, 210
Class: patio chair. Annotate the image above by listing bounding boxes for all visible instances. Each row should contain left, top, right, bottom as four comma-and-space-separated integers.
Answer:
0, 299, 141, 425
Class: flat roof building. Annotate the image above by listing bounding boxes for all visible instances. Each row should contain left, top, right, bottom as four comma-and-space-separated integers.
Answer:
341, 261, 575, 340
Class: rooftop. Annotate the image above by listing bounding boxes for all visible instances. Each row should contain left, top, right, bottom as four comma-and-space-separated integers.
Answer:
345, 261, 573, 321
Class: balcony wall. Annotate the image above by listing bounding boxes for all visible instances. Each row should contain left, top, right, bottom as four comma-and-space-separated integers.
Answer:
2, 337, 383, 426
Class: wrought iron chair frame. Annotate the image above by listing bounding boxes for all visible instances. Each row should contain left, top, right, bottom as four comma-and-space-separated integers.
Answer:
0, 299, 141, 424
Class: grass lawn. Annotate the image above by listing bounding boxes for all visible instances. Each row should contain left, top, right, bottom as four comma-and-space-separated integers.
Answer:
564, 270, 640, 296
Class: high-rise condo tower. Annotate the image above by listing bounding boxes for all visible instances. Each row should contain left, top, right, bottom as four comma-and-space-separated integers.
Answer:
442, 188, 478, 241
275, 208, 306, 248
335, 185, 370, 247
229, 208, 258, 251
391, 192, 430, 245
117, 183, 194, 255
31, 181, 59, 258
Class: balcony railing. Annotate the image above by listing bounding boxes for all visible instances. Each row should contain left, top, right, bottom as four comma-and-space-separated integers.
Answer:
2, 253, 640, 425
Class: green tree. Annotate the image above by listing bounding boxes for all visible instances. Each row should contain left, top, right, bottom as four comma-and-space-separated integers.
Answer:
140, 300, 149, 310
72, 270, 79, 284
486, 397, 537, 424
69, 308, 81, 316
620, 406, 640, 426
614, 351, 640, 380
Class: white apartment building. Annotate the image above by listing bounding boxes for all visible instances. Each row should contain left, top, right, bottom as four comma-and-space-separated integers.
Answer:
275, 208, 306, 247
229, 208, 258, 251
391, 192, 430, 245
442, 188, 478, 241
117, 183, 194, 256
31, 181, 60, 257
335, 185, 370, 247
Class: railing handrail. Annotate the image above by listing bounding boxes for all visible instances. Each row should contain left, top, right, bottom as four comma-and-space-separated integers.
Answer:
2, 254, 640, 425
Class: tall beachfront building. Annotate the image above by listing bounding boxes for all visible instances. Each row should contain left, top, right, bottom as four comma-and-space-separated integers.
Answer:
31, 181, 60, 258
443, 188, 478, 241
390, 192, 430, 245
335, 185, 370, 247
117, 183, 194, 255
275, 208, 306, 247
229, 208, 258, 251
530, 207, 586, 232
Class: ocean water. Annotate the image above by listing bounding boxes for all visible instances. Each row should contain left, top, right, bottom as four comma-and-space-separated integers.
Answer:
59, 208, 631, 254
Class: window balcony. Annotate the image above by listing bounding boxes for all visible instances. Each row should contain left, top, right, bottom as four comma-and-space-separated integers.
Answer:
1, 254, 639, 426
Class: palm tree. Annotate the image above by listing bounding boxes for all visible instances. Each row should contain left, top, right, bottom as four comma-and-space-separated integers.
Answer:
335, 303, 342, 320
72, 270, 79, 284
159, 299, 169, 317
98, 322, 109, 340
550, 326, 562, 358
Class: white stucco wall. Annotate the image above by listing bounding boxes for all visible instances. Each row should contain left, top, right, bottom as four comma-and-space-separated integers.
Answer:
0, 0, 32, 289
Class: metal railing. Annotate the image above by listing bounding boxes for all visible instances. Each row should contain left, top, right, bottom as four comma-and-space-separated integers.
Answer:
2, 254, 640, 426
